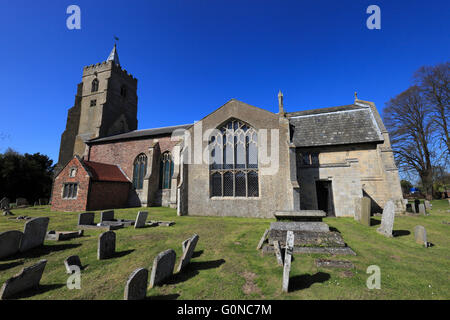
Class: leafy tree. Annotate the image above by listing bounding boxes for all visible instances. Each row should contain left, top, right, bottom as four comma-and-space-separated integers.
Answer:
400, 179, 413, 195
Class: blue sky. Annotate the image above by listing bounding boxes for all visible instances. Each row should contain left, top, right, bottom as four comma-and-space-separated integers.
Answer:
0, 0, 449, 163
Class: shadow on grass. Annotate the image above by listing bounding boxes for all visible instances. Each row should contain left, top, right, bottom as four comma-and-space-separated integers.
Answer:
1, 243, 82, 261
167, 259, 226, 285
113, 249, 135, 258
3, 284, 65, 300
393, 230, 411, 237
192, 250, 204, 258
370, 218, 381, 226
289, 272, 330, 292
329, 227, 341, 233
0, 260, 23, 271
146, 293, 180, 300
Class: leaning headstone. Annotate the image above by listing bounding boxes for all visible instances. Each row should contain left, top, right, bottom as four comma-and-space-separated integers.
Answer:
360, 197, 371, 226
16, 198, 28, 206
273, 240, 284, 266
124, 268, 148, 300
256, 229, 269, 250
97, 231, 116, 260
414, 225, 427, 247
19, 217, 50, 252
376, 200, 395, 237
0, 197, 10, 209
0, 230, 23, 259
177, 234, 199, 272
282, 231, 294, 293
149, 249, 176, 288
414, 199, 420, 213
134, 211, 148, 229
64, 255, 82, 274
0, 259, 47, 299
78, 212, 95, 225
418, 204, 427, 215
100, 210, 115, 222
182, 238, 190, 251
354, 197, 362, 221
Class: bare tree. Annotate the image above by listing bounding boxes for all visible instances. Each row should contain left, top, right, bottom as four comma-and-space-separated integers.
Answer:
414, 62, 450, 154
383, 86, 436, 199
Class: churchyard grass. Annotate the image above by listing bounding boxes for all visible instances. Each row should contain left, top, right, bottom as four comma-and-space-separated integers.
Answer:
0, 200, 449, 300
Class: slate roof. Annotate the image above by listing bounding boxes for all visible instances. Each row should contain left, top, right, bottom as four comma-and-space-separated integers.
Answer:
83, 161, 130, 183
287, 104, 383, 147
88, 124, 192, 144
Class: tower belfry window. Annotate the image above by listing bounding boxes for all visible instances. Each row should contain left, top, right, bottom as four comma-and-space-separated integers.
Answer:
120, 85, 127, 98
91, 79, 99, 92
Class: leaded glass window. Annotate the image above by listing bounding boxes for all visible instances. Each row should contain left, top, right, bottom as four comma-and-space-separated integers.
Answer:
159, 152, 173, 189
63, 183, 78, 199
91, 78, 99, 92
133, 154, 147, 189
209, 119, 259, 197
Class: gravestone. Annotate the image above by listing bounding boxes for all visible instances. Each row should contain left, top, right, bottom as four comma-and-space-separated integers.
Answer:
360, 197, 371, 226
0, 197, 10, 209
424, 200, 431, 210
97, 231, 116, 260
282, 231, 294, 293
0, 260, 47, 299
182, 238, 190, 251
256, 229, 269, 250
0, 230, 23, 259
124, 268, 148, 300
149, 249, 176, 288
100, 210, 115, 222
64, 255, 82, 274
414, 225, 427, 247
273, 240, 284, 266
414, 199, 420, 213
405, 203, 413, 213
376, 200, 395, 237
16, 198, 28, 206
134, 211, 148, 229
419, 204, 427, 215
177, 234, 199, 272
78, 212, 95, 225
19, 217, 50, 252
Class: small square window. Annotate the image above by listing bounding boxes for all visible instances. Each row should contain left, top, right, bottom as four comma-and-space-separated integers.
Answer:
90, 99, 97, 107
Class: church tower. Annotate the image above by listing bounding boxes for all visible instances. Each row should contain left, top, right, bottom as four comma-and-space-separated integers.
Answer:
56, 45, 138, 172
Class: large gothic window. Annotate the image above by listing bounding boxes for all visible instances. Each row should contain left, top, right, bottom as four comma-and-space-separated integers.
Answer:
209, 119, 259, 197
91, 79, 99, 92
132, 154, 147, 189
159, 152, 174, 189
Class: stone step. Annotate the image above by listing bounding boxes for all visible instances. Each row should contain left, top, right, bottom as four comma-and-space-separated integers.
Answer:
274, 210, 326, 221
268, 229, 346, 247
269, 221, 330, 232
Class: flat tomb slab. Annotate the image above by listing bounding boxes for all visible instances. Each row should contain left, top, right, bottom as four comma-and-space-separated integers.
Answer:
269, 221, 329, 232
268, 230, 346, 247
45, 230, 83, 241
274, 210, 326, 221
78, 224, 123, 231
262, 245, 356, 256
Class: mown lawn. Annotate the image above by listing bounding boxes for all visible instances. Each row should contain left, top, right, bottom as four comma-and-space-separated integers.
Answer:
0, 200, 449, 300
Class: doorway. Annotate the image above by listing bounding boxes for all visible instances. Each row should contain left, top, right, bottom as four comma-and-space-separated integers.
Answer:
316, 180, 335, 217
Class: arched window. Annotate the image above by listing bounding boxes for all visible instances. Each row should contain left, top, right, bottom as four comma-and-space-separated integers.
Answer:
120, 85, 127, 97
159, 152, 173, 189
91, 78, 99, 92
209, 119, 259, 197
132, 154, 147, 189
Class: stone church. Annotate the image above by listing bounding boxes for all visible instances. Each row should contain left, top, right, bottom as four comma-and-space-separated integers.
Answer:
51, 46, 405, 217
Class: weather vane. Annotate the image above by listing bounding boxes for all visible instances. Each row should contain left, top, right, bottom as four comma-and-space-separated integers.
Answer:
114, 36, 119, 46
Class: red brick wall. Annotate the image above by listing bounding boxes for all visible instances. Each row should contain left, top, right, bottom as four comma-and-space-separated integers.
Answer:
87, 181, 130, 211
88, 135, 179, 180
51, 157, 90, 212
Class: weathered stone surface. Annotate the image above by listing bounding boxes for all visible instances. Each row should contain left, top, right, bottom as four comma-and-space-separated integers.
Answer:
282, 231, 294, 293
19, 217, 49, 252
0, 260, 47, 299
124, 268, 148, 300
270, 221, 329, 232
354, 197, 362, 221
78, 212, 95, 225
182, 238, 189, 251
134, 211, 148, 228
418, 204, 427, 215
0, 230, 23, 259
315, 259, 354, 269
274, 210, 326, 221
273, 240, 283, 266
424, 200, 431, 210
414, 225, 427, 246
97, 231, 116, 260
16, 198, 28, 206
268, 229, 346, 247
262, 245, 356, 256
100, 210, 115, 222
46, 230, 83, 241
0, 197, 10, 209
256, 229, 269, 250
360, 197, 371, 226
149, 249, 176, 288
79, 223, 123, 231
177, 234, 199, 272
64, 255, 82, 274
377, 200, 395, 237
